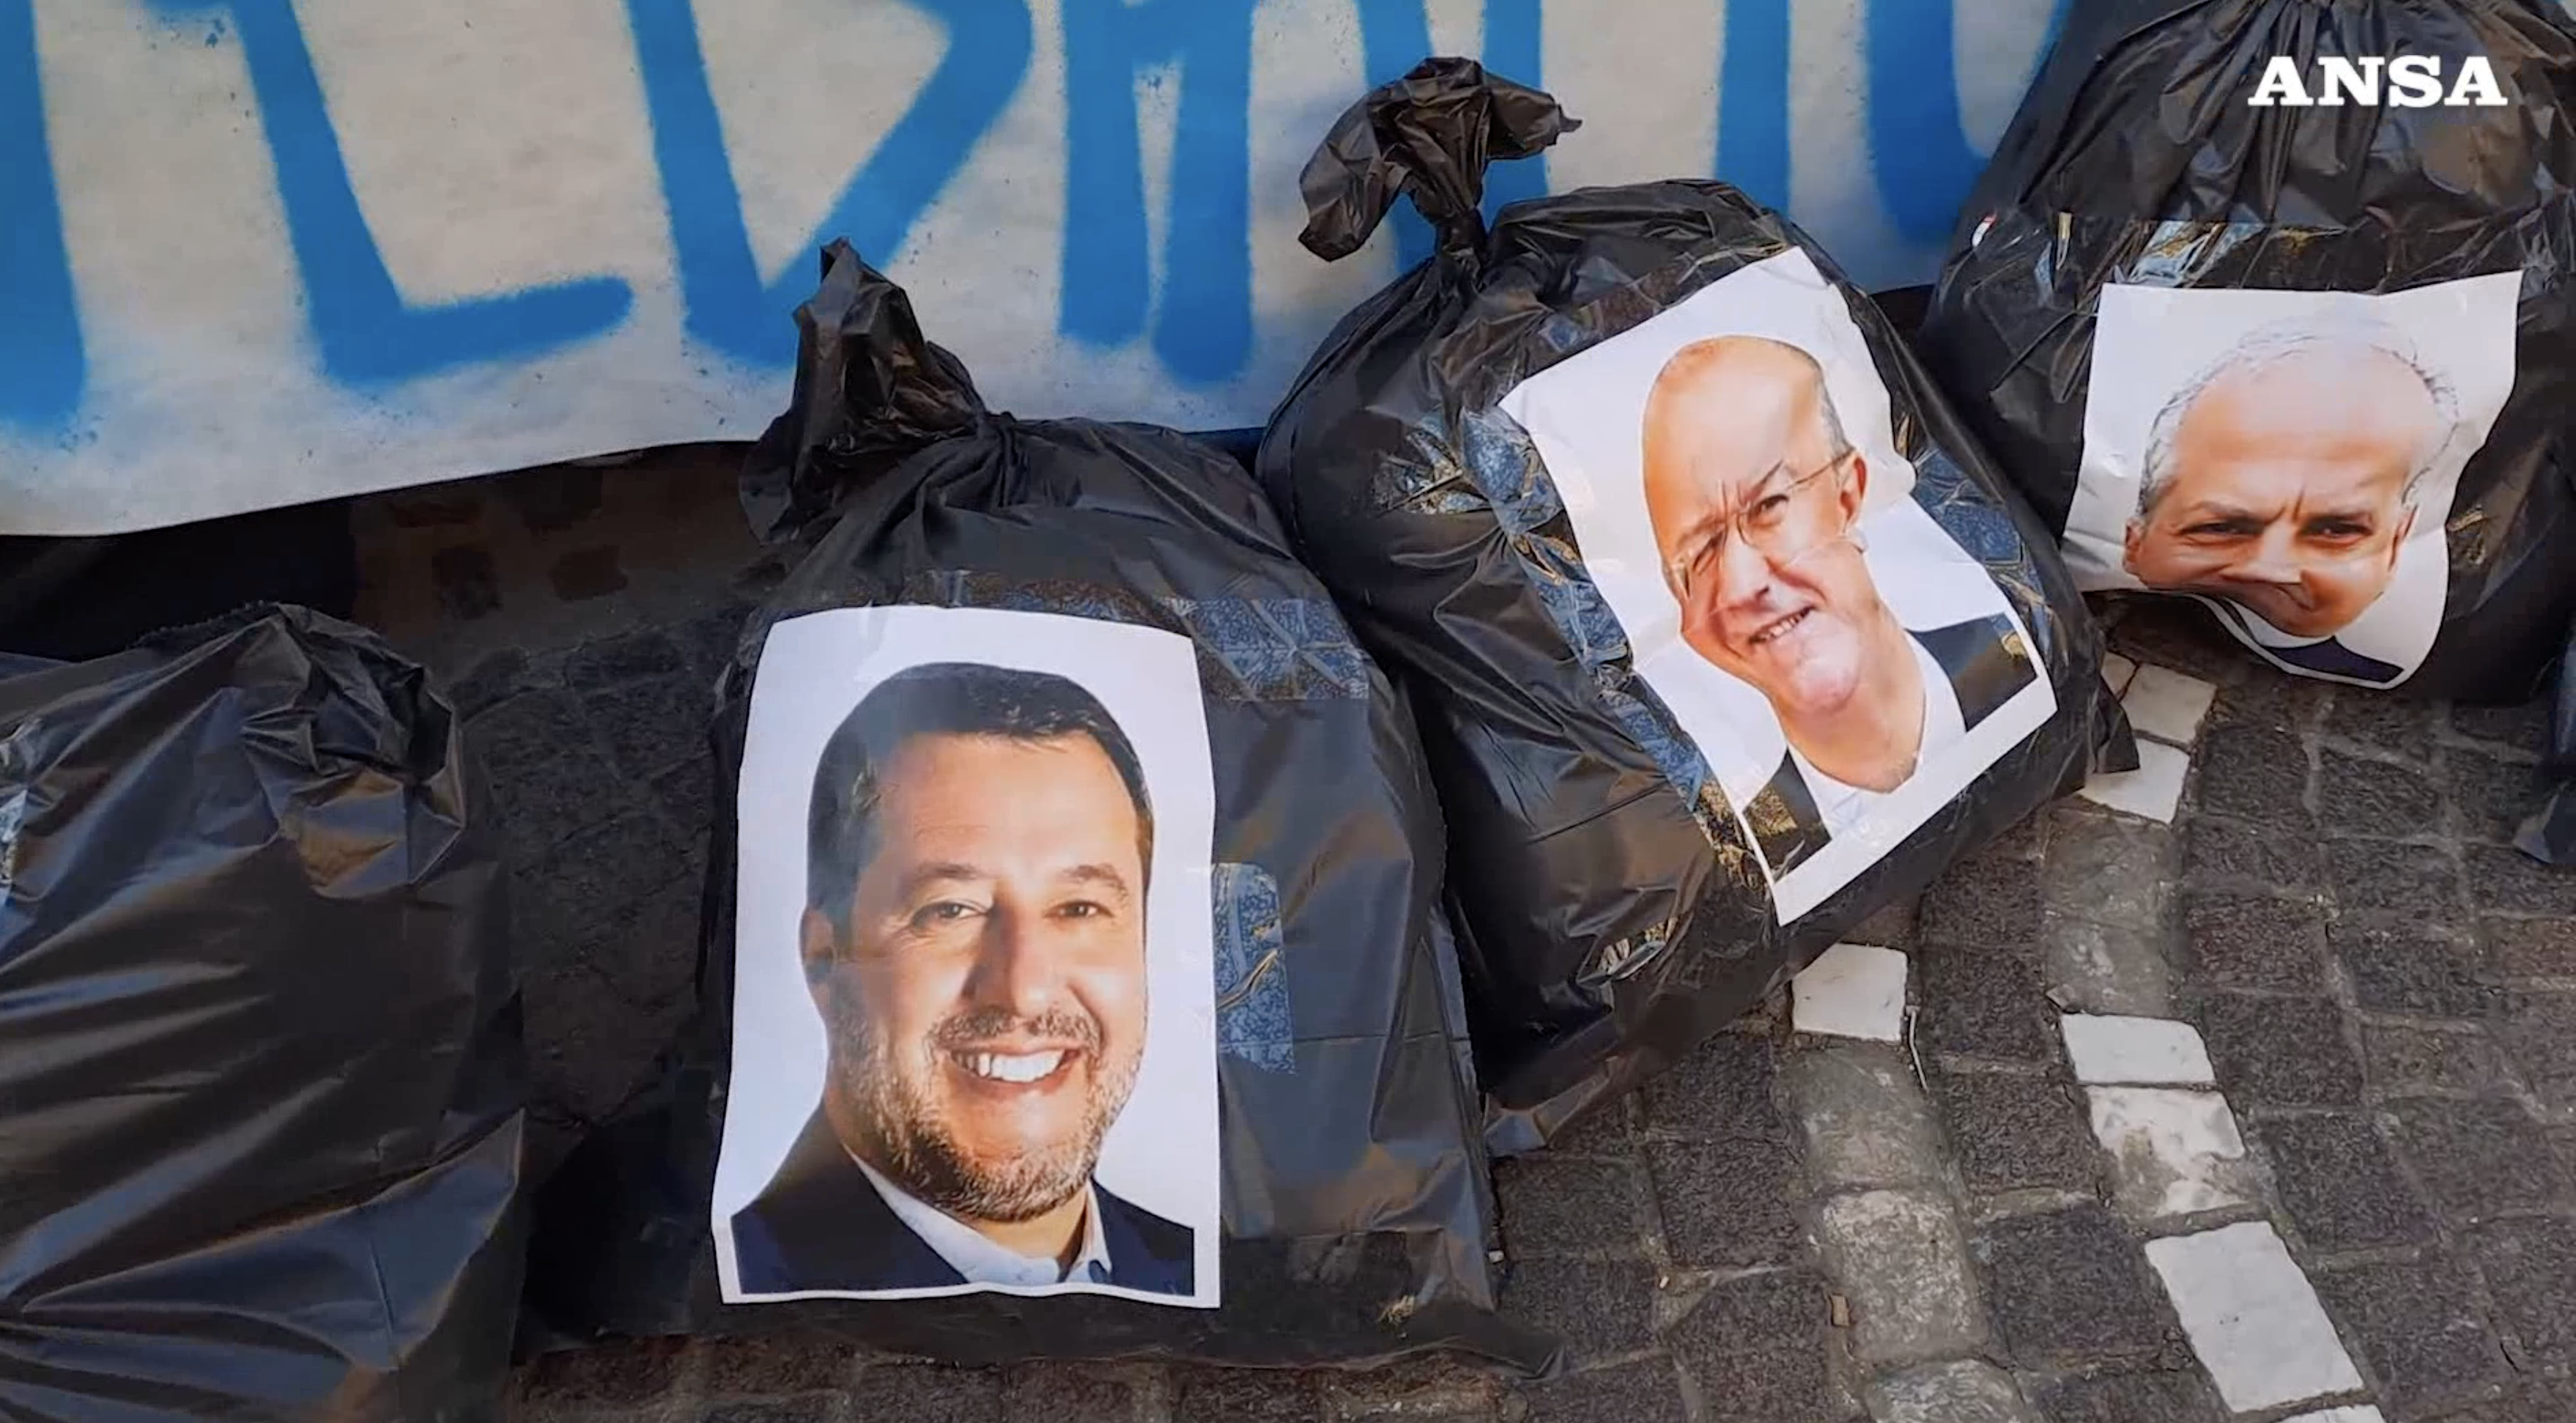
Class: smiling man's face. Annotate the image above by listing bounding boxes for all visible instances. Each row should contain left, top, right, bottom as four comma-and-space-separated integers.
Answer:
1643, 338, 1887, 722
2125, 346, 2436, 639
802, 731, 1148, 1226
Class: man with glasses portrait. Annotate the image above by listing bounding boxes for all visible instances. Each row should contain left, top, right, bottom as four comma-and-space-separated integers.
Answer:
1640, 335, 2039, 878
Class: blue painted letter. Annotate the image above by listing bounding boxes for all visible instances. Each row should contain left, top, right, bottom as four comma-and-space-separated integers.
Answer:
1060, 0, 1260, 385
1716, 0, 1790, 211
0, 0, 82, 431
626, 0, 1031, 369
1865, 0, 2072, 245
151, 0, 632, 388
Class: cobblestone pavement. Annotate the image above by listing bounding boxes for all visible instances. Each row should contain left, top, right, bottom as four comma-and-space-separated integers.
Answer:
352, 448, 2576, 1422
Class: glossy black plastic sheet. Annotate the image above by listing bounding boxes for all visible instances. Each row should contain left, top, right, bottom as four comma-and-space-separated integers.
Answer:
1256, 60, 2127, 1153
1920, 0, 2576, 702
0, 605, 528, 1423
519, 241, 1555, 1375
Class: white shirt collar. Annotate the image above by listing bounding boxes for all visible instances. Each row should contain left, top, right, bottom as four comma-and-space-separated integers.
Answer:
1787, 632, 1966, 842
850, 1152, 1113, 1289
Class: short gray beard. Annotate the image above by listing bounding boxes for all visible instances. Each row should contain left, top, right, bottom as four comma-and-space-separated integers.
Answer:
827, 1003, 1139, 1224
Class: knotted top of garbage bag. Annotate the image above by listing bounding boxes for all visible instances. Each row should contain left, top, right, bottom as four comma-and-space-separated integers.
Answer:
741, 239, 987, 543
1296, 56, 1577, 262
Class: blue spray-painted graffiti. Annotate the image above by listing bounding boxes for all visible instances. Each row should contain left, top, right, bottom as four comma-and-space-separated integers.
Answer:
0, 0, 84, 431
0, 0, 2051, 437
147, 0, 634, 388
629, 0, 1032, 369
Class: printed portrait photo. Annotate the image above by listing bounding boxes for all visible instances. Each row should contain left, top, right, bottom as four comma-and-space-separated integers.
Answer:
1497, 248, 2058, 925
2070, 272, 2523, 687
711, 607, 1221, 1309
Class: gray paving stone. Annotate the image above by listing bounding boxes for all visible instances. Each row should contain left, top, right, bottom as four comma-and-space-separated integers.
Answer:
2385, 1098, 2575, 1222
1496, 1258, 1658, 1363
2449, 749, 2542, 845
2432, 1380, 2576, 1423
1691, 1345, 1850, 1423
2360, 1023, 2502, 1096
1865, 1359, 2040, 1423
2466, 1215, 2576, 1370
2318, 751, 2443, 840
2041, 915, 2176, 1018
2085, 1087, 2262, 1224
2311, 1256, 2509, 1416
999, 1364, 1139, 1423
1816, 1189, 1985, 1366
2040, 808, 2172, 934
654, 750, 718, 830
2487, 991, 2576, 1111
2463, 844, 2576, 917
519, 1339, 691, 1406
2199, 994, 2364, 1107
1921, 851, 2045, 951
2184, 813, 2320, 894
582, 876, 703, 1013
467, 688, 623, 860
1663, 1268, 1826, 1360
566, 627, 689, 690
1495, 1155, 1643, 1257
1522, 1358, 1685, 1423
2333, 921, 2499, 1019
588, 670, 719, 778
1640, 1033, 1783, 1142
2326, 840, 2468, 925
1170, 1367, 1317, 1422
1780, 1045, 1946, 1191
2194, 723, 2312, 826
846, 1364, 1004, 1422
1919, 949, 2057, 1062
2480, 915, 2576, 980
1932, 1071, 2099, 1195
1977, 1207, 2169, 1364
2181, 893, 2328, 993
2449, 699, 2551, 758
2108, 604, 2256, 686
449, 646, 532, 717
522, 958, 689, 1120
2024, 1367, 2225, 1423
699, 1338, 856, 1398
2251, 1115, 2438, 1254
518, 809, 698, 953
2144, 1222, 2362, 1413
703, 1402, 836, 1423
1647, 1137, 1804, 1268
2323, 693, 2437, 765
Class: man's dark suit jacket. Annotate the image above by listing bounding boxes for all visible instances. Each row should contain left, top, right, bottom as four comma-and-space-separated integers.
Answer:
1742, 613, 2041, 879
728, 1112, 1196, 1297
2257, 635, 2404, 685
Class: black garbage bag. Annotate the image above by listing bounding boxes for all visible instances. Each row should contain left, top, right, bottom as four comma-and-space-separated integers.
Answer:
1256, 60, 2128, 1153
0, 605, 528, 1423
1919, 0, 2576, 703
517, 240, 1556, 1375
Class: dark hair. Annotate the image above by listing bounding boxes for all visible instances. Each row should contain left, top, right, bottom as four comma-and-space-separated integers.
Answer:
804, 662, 1155, 934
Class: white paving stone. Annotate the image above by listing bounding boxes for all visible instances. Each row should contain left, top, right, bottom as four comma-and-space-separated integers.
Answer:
2283, 1409, 2386, 1423
2147, 1221, 2365, 1413
2078, 739, 2191, 823
2122, 664, 2218, 745
2103, 652, 2139, 697
2061, 1014, 2216, 1086
2085, 1086, 2261, 1222
1794, 942, 1909, 1042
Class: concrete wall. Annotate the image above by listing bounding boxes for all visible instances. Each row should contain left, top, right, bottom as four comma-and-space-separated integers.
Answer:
1, 0, 2065, 534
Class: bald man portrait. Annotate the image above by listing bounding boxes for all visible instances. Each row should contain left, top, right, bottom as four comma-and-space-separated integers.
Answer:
2122, 317, 2460, 685
728, 662, 1194, 1298
1640, 335, 2040, 881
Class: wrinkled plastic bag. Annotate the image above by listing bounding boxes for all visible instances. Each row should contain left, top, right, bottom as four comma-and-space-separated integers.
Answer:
519, 241, 1556, 1375
1257, 60, 2128, 1153
0, 605, 529, 1423
1920, 0, 2576, 703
